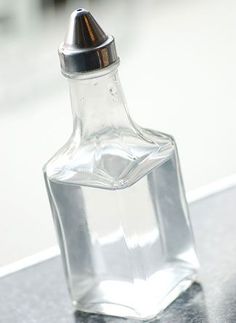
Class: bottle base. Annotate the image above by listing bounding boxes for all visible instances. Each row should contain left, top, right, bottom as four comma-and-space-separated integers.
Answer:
72, 268, 197, 321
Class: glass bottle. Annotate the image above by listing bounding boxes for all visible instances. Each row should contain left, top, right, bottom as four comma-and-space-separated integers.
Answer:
43, 8, 199, 320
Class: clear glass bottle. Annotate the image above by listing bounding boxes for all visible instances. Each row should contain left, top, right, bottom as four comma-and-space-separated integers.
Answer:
43, 8, 199, 320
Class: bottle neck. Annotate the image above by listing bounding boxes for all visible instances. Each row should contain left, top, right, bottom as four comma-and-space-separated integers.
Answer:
68, 65, 133, 141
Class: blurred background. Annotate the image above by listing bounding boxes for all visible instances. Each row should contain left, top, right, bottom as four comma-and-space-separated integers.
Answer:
1, 0, 236, 267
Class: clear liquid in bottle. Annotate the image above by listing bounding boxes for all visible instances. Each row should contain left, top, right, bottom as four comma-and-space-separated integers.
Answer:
45, 150, 198, 320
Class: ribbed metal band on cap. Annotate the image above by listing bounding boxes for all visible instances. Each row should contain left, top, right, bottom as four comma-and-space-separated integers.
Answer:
59, 8, 118, 76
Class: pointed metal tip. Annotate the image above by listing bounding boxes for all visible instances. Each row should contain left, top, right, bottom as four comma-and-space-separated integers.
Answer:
59, 8, 118, 76
66, 8, 108, 49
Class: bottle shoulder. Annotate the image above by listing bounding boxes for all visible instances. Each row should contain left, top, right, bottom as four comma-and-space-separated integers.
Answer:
44, 127, 176, 189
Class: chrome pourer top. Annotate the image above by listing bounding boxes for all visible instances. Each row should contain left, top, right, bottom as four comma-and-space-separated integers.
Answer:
59, 8, 118, 76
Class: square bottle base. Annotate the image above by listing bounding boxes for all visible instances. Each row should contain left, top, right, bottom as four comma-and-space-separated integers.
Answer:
72, 267, 196, 321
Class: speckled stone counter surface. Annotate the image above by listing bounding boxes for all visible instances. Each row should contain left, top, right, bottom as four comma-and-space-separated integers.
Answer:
1, 186, 236, 323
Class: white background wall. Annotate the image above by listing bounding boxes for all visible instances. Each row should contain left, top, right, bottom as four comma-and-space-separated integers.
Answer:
1, 0, 236, 266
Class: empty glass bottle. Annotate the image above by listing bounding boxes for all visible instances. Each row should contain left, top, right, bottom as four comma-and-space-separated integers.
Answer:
43, 8, 199, 320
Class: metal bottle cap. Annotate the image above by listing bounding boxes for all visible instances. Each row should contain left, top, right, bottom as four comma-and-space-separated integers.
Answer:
59, 8, 119, 77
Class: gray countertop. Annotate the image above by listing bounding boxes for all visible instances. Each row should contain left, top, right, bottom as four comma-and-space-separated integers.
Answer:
1, 186, 236, 323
